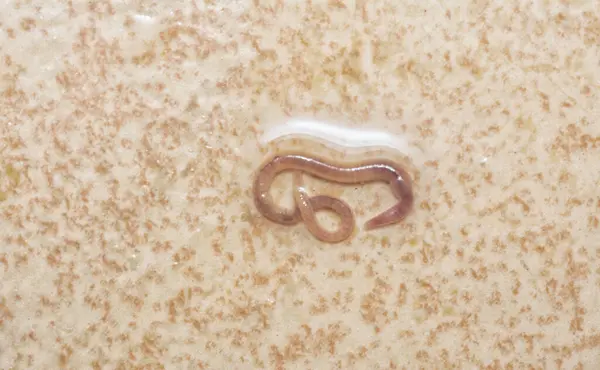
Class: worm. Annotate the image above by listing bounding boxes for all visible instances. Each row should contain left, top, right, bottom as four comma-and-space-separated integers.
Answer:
252, 152, 414, 242
292, 171, 355, 243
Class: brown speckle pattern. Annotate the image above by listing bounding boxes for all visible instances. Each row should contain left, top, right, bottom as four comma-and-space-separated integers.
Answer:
1, 0, 600, 368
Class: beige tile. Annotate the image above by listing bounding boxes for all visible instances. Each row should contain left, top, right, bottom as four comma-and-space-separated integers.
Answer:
1, 0, 599, 368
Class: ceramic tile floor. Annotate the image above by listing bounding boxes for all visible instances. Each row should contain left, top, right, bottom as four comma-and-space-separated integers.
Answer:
1, 0, 599, 368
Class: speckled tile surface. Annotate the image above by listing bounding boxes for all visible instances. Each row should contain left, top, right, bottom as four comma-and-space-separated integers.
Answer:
1, 0, 600, 369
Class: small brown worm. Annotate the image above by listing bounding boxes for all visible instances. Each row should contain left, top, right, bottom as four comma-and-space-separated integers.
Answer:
292, 171, 355, 243
253, 153, 414, 241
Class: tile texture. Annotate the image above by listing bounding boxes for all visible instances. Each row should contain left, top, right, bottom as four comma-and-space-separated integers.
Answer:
1, 0, 599, 368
